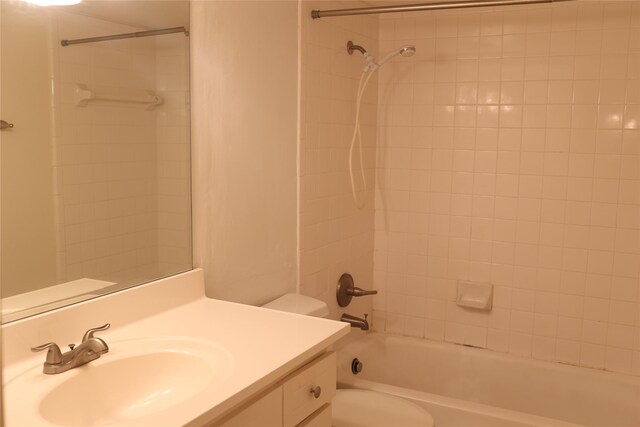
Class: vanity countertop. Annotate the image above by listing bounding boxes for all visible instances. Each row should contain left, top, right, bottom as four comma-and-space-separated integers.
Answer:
2, 269, 350, 426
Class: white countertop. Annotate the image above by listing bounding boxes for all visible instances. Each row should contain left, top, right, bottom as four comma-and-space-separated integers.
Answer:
2, 269, 349, 426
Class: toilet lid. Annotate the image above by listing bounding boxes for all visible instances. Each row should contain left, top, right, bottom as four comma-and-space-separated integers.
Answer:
333, 389, 435, 427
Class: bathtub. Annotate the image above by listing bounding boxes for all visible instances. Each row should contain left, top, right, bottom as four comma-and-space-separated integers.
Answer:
335, 333, 640, 427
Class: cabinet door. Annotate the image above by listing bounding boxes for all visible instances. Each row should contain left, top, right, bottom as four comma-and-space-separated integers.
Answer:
283, 352, 336, 427
218, 386, 283, 427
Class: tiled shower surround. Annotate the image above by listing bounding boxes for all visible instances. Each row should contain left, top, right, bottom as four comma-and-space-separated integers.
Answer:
300, 1, 379, 318
371, 1, 640, 375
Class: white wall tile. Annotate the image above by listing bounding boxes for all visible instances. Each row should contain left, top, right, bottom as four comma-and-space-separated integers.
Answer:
374, 0, 640, 376
300, 1, 378, 318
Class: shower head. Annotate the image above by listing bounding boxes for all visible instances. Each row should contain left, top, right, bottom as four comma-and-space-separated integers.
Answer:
365, 44, 416, 72
400, 46, 416, 57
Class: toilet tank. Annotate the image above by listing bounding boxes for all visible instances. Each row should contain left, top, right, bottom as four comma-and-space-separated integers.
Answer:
262, 293, 329, 318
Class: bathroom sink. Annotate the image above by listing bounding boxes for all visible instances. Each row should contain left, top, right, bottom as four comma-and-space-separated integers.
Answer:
4, 337, 235, 426
39, 351, 213, 426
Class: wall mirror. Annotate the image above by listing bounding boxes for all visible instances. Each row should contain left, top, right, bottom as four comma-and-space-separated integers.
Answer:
0, 0, 192, 323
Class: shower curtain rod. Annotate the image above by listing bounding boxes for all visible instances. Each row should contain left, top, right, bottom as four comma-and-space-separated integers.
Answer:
311, 0, 571, 19
61, 26, 188, 47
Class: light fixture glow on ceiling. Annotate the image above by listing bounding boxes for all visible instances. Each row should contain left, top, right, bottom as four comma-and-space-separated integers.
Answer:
22, 0, 82, 6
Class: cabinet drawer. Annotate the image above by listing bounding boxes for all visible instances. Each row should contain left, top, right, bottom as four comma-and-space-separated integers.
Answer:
297, 404, 331, 427
283, 352, 336, 427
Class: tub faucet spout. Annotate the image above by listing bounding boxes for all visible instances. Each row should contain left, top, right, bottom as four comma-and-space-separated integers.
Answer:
341, 313, 369, 331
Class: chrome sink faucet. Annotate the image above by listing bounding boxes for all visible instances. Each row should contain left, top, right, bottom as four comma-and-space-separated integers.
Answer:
341, 313, 369, 331
31, 323, 110, 375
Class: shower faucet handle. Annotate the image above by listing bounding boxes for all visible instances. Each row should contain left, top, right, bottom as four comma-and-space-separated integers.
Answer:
337, 273, 378, 307
348, 287, 378, 297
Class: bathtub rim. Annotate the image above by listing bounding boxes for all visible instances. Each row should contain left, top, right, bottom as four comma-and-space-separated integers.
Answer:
335, 331, 640, 388
335, 332, 640, 427
337, 378, 586, 427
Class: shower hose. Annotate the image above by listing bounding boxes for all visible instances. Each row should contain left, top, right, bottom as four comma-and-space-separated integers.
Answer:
349, 69, 375, 210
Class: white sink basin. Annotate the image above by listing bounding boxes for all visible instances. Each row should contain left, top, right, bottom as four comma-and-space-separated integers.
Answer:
4, 337, 234, 426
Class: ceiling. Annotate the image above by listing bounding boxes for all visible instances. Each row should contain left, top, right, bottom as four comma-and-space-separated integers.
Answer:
67, 0, 189, 30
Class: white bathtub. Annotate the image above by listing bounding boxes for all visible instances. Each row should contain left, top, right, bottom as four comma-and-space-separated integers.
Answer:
336, 333, 640, 427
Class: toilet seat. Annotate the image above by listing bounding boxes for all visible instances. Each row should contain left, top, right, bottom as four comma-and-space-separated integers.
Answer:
332, 389, 435, 427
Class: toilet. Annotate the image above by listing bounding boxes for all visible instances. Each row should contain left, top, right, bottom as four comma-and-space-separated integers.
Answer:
262, 293, 330, 318
262, 294, 435, 427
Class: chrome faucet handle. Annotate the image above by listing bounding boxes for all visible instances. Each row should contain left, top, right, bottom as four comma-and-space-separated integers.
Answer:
81, 323, 110, 343
31, 342, 63, 364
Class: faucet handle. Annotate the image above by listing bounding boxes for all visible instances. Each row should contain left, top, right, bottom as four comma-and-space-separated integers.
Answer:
81, 323, 110, 343
337, 273, 378, 307
31, 342, 63, 364
348, 287, 378, 297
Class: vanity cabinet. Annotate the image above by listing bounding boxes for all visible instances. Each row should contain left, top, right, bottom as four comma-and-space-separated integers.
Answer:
216, 387, 283, 427
215, 352, 336, 427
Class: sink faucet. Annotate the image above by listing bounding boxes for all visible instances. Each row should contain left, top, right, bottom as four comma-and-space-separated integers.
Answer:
341, 313, 369, 331
31, 323, 110, 375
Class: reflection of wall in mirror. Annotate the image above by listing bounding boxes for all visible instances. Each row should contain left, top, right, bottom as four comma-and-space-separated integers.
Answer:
1, 3, 57, 297
52, 10, 191, 286
1, 3, 191, 303
155, 32, 191, 277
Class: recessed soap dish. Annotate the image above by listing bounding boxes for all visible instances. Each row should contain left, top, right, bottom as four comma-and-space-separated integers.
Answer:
456, 281, 493, 311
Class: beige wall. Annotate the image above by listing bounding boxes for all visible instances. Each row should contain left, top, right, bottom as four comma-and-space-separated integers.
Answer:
1, 4, 57, 297
373, 1, 640, 376
298, 1, 379, 319
191, 1, 298, 305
